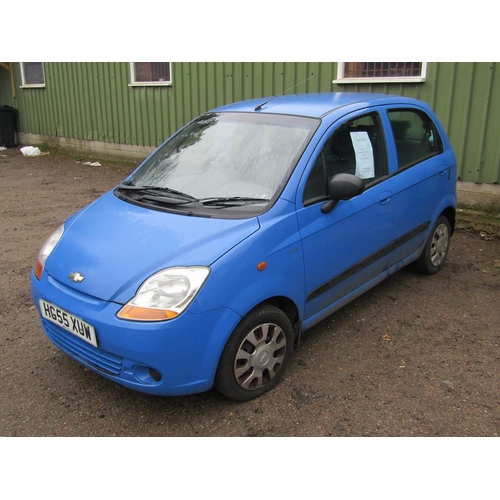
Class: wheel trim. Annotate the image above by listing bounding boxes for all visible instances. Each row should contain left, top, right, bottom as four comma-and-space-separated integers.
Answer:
234, 323, 287, 391
430, 223, 449, 267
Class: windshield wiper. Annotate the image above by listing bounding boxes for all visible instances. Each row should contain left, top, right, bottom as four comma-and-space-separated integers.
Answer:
116, 185, 270, 209
200, 197, 270, 207
116, 184, 196, 202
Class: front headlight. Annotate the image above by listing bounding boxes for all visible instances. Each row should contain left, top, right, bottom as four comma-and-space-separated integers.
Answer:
117, 266, 210, 321
34, 224, 64, 280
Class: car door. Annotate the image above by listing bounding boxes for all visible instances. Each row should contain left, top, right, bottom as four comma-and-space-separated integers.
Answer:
382, 106, 453, 266
297, 110, 402, 326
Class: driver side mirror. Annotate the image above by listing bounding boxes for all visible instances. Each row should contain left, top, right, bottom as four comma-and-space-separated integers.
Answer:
321, 173, 364, 214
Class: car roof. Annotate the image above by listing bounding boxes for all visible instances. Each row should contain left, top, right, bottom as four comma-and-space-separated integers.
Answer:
212, 92, 423, 119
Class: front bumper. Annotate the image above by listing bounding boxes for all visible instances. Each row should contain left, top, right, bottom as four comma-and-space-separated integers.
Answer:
30, 270, 241, 396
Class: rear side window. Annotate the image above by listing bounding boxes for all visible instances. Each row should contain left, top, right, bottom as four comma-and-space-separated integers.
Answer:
388, 109, 443, 169
303, 112, 388, 205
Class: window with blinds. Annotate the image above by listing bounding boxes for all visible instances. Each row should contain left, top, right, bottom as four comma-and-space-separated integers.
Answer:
130, 63, 172, 85
21, 62, 45, 87
336, 62, 426, 83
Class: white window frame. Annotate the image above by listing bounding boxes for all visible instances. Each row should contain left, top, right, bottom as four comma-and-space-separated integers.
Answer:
129, 62, 172, 87
334, 62, 427, 84
20, 62, 46, 88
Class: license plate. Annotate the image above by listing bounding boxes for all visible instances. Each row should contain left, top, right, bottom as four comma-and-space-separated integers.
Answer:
39, 299, 98, 347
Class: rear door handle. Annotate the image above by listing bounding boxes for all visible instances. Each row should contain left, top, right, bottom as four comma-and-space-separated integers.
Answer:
379, 190, 392, 205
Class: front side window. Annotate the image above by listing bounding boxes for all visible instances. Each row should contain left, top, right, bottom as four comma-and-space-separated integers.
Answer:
335, 62, 426, 84
303, 113, 387, 205
20, 62, 45, 87
130, 62, 172, 85
388, 109, 443, 169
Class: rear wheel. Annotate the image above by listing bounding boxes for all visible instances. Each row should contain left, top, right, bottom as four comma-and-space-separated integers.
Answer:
414, 215, 451, 274
215, 305, 294, 401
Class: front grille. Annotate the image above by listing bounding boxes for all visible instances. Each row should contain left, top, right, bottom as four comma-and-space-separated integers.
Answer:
42, 320, 123, 376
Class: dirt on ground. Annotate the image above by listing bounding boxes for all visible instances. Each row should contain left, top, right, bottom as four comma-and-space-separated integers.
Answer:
0, 145, 499, 437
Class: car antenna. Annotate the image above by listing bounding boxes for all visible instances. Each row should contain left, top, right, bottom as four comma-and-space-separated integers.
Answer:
254, 73, 317, 111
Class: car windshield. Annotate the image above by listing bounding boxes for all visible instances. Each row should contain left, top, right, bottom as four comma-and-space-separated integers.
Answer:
126, 112, 318, 211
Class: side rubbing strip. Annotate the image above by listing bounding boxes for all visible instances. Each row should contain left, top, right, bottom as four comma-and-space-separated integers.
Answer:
307, 221, 430, 302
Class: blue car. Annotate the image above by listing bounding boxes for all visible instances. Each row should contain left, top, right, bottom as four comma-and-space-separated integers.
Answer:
31, 92, 457, 401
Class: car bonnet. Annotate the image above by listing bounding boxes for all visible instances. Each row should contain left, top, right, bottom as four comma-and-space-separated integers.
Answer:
44, 191, 260, 303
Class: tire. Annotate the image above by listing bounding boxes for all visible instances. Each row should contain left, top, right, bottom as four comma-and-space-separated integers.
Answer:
414, 215, 451, 274
215, 305, 294, 401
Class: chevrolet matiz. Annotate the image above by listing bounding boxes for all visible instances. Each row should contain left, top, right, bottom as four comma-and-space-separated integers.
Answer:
31, 92, 457, 401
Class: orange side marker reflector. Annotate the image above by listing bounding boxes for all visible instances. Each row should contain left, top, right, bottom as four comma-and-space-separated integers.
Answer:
257, 262, 267, 271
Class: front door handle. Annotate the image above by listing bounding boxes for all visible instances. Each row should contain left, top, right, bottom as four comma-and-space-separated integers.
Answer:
379, 190, 392, 205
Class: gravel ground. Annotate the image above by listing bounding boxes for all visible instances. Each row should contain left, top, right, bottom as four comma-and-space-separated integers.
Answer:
0, 146, 499, 438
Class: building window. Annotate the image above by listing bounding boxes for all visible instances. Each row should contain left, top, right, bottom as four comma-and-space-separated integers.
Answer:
20, 62, 45, 87
130, 62, 172, 86
335, 62, 426, 84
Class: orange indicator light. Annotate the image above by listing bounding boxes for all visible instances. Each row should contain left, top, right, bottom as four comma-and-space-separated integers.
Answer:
118, 305, 178, 321
34, 260, 43, 280
257, 262, 267, 271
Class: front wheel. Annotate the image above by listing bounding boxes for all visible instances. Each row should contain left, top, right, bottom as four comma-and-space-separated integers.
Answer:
414, 215, 451, 274
215, 305, 294, 401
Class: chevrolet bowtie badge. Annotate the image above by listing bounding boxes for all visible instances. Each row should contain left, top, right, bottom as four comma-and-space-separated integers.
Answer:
69, 272, 85, 283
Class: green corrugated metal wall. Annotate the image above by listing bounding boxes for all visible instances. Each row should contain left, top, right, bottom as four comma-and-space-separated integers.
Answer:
1, 62, 499, 185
